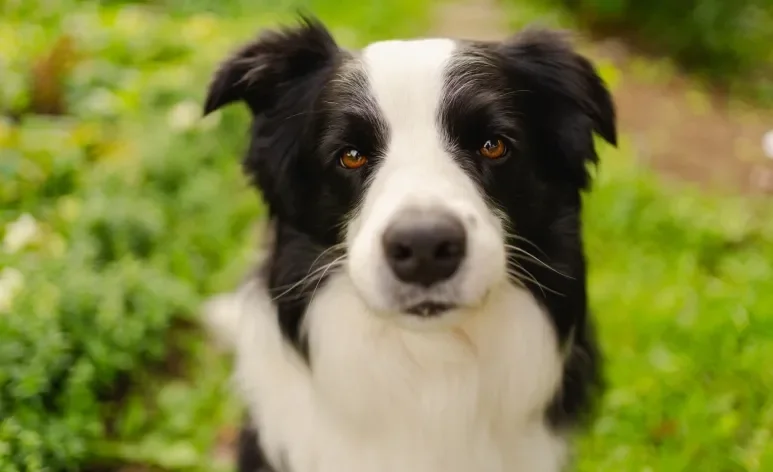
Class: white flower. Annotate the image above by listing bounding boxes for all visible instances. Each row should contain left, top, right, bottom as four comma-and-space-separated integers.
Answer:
762, 130, 773, 159
3, 213, 40, 253
167, 100, 201, 132
0, 267, 24, 313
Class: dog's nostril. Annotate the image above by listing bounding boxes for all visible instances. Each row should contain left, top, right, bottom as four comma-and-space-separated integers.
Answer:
389, 243, 413, 261
435, 241, 463, 260
382, 210, 467, 287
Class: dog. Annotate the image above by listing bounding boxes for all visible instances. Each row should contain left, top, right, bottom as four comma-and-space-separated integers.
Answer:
202, 16, 616, 472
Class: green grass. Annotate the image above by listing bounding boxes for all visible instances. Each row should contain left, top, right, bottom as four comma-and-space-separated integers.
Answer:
580, 142, 773, 471
1, 0, 772, 471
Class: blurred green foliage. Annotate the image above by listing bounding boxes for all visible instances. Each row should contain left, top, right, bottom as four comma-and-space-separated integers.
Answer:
580, 142, 773, 471
0, 0, 429, 470
1, 0, 772, 471
561, 0, 773, 104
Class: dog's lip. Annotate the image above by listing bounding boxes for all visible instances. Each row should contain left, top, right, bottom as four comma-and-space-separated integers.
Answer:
404, 301, 457, 317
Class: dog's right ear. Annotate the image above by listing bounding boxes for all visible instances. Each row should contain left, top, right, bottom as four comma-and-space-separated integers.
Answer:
203, 16, 339, 116
498, 28, 616, 189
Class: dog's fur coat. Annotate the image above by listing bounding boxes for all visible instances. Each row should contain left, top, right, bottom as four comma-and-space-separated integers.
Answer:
202, 17, 616, 472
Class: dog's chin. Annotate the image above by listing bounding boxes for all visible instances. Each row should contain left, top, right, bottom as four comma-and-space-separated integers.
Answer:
346, 264, 499, 330
391, 294, 483, 331
403, 301, 457, 318
349, 280, 466, 330
393, 302, 467, 331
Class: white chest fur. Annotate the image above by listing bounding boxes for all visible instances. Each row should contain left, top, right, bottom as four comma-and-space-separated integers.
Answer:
216, 274, 567, 472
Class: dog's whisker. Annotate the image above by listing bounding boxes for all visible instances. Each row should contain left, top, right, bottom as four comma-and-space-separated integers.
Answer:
274, 270, 346, 303
269, 262, 332, 295
270, 270, 329, 301
507, 270, 563, 297
270, 248, 346, 301
306, 243, 347, 270
501, 232, 547, 255
504, 244, 574, 280
270, 267, 345, 303
507, 268, 543, 293
306, 254, 348, 307
506, 261, 563, 296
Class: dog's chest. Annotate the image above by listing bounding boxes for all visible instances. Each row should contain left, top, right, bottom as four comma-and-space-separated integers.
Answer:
234, 275, 566, 472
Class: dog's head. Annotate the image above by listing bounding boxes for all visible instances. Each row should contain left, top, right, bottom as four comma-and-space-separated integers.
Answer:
204, 17, 615, 330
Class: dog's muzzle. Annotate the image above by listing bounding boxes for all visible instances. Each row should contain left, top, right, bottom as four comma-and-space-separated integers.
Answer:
380, 208, 467, 316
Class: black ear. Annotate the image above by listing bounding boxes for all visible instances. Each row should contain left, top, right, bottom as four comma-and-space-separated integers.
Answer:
499, 28, 617, 188
202, 17, 339, 223
203, 16, 338, 116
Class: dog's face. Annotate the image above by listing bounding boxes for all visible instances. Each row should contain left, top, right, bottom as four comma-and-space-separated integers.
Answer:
204, 18, 615, 331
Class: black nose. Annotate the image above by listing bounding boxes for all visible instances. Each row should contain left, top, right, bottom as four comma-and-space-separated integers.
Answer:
382, 210, 467, 287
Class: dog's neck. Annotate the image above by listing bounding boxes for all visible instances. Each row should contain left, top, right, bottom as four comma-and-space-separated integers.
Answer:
225, 271, 568, 472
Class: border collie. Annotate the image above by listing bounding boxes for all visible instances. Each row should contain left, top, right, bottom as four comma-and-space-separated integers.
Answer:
202, 16, 616, 472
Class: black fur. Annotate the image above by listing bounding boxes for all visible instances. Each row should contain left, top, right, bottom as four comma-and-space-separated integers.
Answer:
440, 29, 616, 427
236, 415, 273, 472
204, 17, 376, 356
204, 18, 616, 471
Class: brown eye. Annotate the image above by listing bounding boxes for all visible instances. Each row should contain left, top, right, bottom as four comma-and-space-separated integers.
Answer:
479, 138, 508, 160
339, 148, 368, 169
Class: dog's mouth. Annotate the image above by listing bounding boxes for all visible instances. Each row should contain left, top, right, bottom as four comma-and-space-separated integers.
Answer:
404, 301, 457, 317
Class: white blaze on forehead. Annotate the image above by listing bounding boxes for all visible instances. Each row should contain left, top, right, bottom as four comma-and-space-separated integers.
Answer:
346, 38, 507, 317
360, 39, 457, 136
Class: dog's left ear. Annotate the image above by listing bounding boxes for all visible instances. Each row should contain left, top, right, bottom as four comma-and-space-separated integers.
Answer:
203, 16, 338, 116
202, 17, 339, 222
498, 28, 617, 188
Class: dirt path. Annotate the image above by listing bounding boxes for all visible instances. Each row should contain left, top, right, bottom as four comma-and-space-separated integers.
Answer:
430, 0, 508, 41
594, 39, 773, 194
430, 0, 773, 195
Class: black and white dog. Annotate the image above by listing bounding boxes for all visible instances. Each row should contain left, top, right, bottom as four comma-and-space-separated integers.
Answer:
202, 16, 616, 472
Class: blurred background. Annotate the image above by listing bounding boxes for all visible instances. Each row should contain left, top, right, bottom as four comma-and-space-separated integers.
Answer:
1, 0, 772, 470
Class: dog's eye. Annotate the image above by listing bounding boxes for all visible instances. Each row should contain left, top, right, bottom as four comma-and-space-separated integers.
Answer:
339, 148, 368, 169
479, 138, 508, 160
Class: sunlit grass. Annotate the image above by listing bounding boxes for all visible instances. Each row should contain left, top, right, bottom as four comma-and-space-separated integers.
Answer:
579, 142, 773, 471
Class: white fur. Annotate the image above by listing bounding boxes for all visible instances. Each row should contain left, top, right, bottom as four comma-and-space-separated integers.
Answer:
348, 39, 507, 320
204, 39, 567, 472
209, 273, 566, 472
